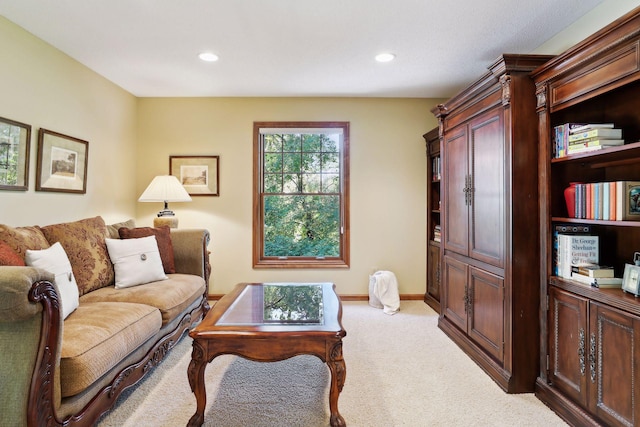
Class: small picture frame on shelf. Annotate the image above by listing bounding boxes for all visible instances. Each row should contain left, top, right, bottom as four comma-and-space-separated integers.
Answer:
0, 116, 31, 191
36, 129, 88, 194
622, 263, 640, 296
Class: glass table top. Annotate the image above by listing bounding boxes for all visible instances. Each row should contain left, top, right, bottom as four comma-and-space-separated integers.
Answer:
217, 283, 325, 326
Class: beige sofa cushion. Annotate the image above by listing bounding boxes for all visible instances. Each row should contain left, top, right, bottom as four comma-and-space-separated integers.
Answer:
80, 274, 205, 326
39, 216, 114, 296
106, 219, 136, 239
60, 301, 161, 397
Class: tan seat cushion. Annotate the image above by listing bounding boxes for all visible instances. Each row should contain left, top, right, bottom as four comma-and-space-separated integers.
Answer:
79, 274, 205, 326
61, 301, 161, 397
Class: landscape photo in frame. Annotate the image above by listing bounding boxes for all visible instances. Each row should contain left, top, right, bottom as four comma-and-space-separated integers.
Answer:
170, 155, 219, 196
0, 116, 31, 191
36, 129, 88, 194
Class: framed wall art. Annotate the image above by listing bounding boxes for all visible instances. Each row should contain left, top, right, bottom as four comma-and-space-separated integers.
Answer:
170, 155, 219, 196
0, 116, 31, 191
36, 129, 88, 194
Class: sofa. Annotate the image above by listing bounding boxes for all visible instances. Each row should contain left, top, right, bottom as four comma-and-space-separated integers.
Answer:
0, 216, 211, 427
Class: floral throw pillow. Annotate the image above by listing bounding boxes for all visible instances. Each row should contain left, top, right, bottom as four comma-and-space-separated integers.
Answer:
39, 216, 114, 296
0, 224, 50, 258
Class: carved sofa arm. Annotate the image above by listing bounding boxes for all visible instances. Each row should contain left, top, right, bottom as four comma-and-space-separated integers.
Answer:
0, 266, 62, 427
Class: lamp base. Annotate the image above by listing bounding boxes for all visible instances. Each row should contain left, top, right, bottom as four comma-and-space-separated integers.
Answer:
154, 216, 178, 229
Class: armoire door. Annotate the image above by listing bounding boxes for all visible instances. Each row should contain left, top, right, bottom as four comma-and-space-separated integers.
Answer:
467, 265, 504, 362
443, 126, 469, 256
442, 255, 468, 332
589, 302, 640, 427
548, 287, 588, 407
468, 107, 505, 268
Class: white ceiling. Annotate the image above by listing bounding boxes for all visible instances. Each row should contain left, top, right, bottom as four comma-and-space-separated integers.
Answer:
0, 0, 604, 98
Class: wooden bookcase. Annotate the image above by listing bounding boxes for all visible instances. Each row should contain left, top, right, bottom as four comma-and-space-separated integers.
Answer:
424, 127, 441, 312
532, 6, 640, 426
432, 54, 552, 393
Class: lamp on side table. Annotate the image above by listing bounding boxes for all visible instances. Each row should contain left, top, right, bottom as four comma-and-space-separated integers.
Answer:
138, 175, 192, 228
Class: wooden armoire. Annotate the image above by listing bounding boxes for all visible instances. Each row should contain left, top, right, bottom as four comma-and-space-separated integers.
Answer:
432, 54, 552, 393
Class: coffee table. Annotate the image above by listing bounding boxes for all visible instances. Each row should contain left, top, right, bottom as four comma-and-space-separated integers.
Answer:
187, 282, 347, 427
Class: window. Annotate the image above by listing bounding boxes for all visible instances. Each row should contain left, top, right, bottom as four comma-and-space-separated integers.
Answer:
253, 121, 350, 268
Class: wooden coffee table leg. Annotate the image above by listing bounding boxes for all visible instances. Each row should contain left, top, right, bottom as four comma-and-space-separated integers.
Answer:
327, 340, 347, 427
187, 340, 208, 427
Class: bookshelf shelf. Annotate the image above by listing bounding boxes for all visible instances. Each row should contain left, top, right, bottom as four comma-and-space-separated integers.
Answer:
533, 6, 640, 426
551, 140, 640, 165
424, 127, 441, 313
551, 276, 640, 316
551, 217, 640, 227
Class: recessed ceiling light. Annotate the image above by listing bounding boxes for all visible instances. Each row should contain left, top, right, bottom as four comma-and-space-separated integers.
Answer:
375, 53, 396, 63
198, 52, 219, 62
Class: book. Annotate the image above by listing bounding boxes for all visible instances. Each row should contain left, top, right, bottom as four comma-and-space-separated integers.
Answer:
568, 138, 624, 148
567, 140, 625, 153
554, 123, 586, 158
552, 224, 591, 276
570, 272, 622, 288
568, 123, 615, 134
571, 264, 615, 278
609, 181, 617, 220
603, 182, 610, 220
557, 234, 599, 279
615, 181, 640, 221
568, 128, 622, 142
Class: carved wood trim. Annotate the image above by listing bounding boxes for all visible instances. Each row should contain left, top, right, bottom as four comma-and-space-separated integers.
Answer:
535, 83, 548, 112
28, 280, 61, 427
499, 74, 512, 106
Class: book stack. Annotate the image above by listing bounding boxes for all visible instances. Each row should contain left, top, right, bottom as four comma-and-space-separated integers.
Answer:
557, 234, 598, 279
570, 264, 622, 288
570, 181, 640, 221
553, 123, 624, 158
567, 124, 623, 154
432, 156, 441, 181
433, 225, 441, 243
552, 224, 591, 276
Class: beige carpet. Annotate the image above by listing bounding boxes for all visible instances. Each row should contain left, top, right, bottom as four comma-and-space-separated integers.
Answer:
97, 301, 567, 426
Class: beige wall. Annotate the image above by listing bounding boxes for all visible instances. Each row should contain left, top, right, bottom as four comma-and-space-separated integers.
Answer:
2, 2, 638, 296
137, 98, 442, 296
533, 0, 640, 54
0, 16, 138, 226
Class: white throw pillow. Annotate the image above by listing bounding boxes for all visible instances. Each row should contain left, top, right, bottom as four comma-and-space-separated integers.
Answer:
105, 236, 167, 289
25, 242, 80, 320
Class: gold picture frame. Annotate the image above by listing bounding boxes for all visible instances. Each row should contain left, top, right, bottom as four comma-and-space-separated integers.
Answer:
0, 116, 31, 191
170, 155, 219, 196
36, 129, 88, 194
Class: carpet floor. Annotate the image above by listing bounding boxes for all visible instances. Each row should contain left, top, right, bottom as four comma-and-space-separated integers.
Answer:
97, 301, 567, 426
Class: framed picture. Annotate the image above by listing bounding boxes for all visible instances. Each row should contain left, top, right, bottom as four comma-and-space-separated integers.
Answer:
36, 129, 88, 194
621, 181, 640, 221
622, 262, 640, 296
170, 155, 219, 196
0, 116, 31, 191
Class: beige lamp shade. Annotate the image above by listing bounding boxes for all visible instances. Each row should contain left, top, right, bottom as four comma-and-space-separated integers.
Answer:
138, 175, 192, 227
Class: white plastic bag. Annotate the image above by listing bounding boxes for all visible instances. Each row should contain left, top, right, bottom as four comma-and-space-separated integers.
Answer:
368, 270, 400, 315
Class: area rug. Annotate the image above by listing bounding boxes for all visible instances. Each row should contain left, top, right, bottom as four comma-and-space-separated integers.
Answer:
97, 301, 567, 426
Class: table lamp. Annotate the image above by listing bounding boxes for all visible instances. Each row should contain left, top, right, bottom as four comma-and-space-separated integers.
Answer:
138, 175, 192, 228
